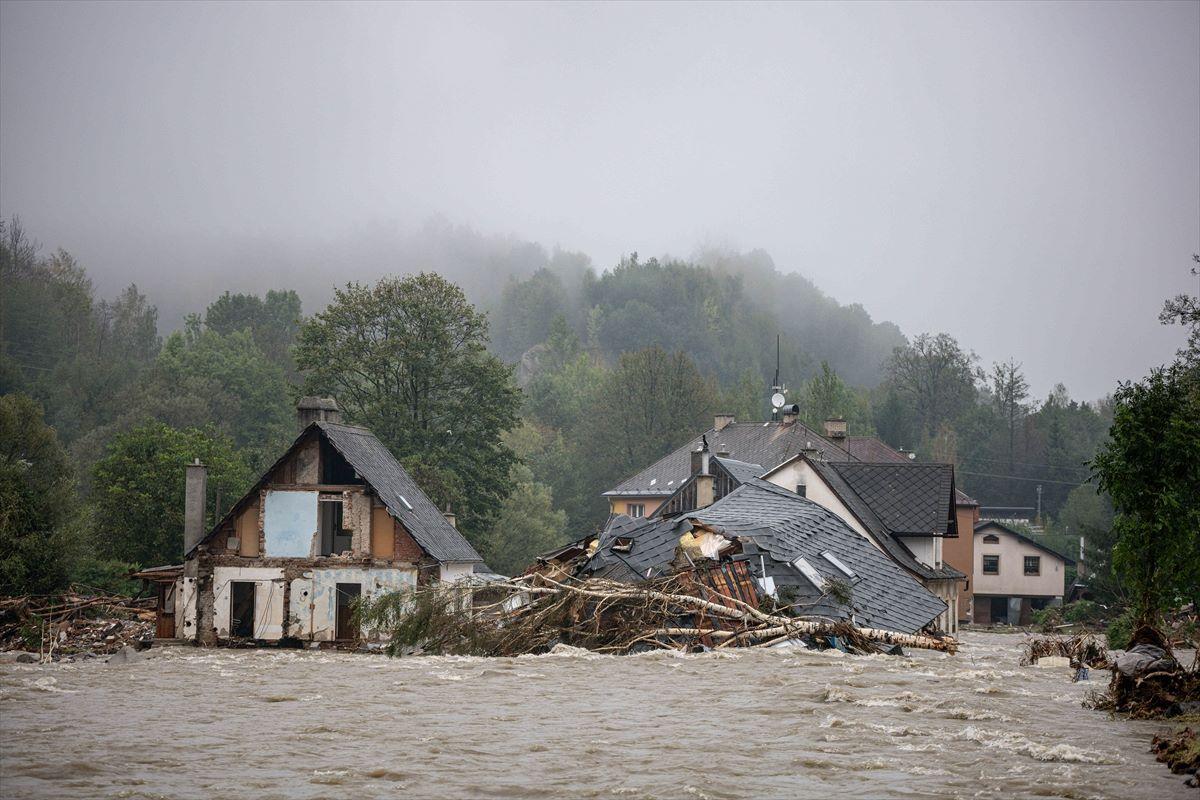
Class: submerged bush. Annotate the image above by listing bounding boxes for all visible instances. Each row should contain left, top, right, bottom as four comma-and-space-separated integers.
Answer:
1107, 610, 1136, 650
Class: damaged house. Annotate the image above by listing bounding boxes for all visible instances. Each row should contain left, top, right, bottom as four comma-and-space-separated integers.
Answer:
583, 470, 948, 636
602, 410, 968, 633
141, 398, 481, 645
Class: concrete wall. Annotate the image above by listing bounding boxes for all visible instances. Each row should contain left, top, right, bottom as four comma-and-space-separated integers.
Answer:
289, 566, 417, 641
973, 523, 1067, 599
212, 566, 286, 639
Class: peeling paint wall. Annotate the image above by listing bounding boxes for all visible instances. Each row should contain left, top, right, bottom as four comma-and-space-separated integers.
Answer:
289, 567, 417, 641
177, 576, 199, 640
343, 491, 373, 556
212, 566, 286, 639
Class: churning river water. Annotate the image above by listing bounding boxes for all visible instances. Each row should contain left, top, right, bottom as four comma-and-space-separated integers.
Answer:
0, 632, 1191, 800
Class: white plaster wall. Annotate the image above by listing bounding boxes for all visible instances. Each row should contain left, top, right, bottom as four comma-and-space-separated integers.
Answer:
290, 567, 417, 641
764, 461, 882, 552
439, 562, 476, 583
177, 575, 198, 641
974, 525, 1067, 598
898, 536, 941, 569
212, 566, 286, 640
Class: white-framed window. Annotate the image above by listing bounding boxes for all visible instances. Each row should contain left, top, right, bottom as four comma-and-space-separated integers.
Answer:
628, 503, 646, 518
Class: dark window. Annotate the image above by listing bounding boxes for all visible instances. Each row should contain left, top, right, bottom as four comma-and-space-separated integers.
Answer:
982, 555, 1000, 575
319, 499, 351, 555
1024, 556, 1041, 575
982, 534, 1000, 544
628, 503, 645, 518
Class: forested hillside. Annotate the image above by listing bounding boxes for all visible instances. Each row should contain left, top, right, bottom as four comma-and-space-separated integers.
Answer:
1, 217, 1118, 589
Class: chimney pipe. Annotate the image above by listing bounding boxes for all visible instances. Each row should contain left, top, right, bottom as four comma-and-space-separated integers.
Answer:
443, 505, 457, 529
714, 413, 735, 432
781, 404, 800, 424
183, 459, 208, 555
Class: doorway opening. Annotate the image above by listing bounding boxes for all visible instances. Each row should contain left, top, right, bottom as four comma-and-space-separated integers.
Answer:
230, 581, 256, 638
335, 583, 361, 641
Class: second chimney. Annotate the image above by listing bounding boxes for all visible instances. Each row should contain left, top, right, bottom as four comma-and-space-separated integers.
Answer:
714, 413, 735, 432
183, 458, 208, 555
823, 417, 848, 444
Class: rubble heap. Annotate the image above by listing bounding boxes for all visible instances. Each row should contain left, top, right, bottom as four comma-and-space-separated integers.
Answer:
1020, 634, 1111, 669
0, 592, 155, 660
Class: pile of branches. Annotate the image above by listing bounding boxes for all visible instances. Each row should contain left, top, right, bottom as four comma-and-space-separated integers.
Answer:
0, 591, 155, 659
1020, 634, 1111, 669
1090, 626, 1200, 719
357, 571, 956, 657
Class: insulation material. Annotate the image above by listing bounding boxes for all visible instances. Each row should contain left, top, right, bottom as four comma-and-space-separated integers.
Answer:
263, 490, 318, 557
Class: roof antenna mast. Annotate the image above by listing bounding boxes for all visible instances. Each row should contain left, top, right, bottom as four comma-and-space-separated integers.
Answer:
769, 333, 788, 419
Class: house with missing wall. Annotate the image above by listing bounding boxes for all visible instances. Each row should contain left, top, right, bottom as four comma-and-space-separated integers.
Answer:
603, 410, 973, 633
138, 398, 481, 645
972, 520, 1073, 626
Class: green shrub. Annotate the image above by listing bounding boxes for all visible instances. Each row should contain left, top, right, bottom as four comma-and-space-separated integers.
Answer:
1064, 600, 1105, 624
70, 557, 142, 597
1106, 610, 1135, 650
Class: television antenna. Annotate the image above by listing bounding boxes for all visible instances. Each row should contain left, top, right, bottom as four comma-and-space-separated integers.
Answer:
770, 334, 788, 415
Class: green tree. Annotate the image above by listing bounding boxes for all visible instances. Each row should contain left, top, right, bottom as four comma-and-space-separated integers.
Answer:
205, 289, 303, 367
990, 358, 1030, 473
1091, 365, 1199, 624
481, 463, 568, 576
90, 422, 253, 567
294, 273, 520, 546
574, 347, 717, 525
886, 333, 980, 443
0, 394, 78, 594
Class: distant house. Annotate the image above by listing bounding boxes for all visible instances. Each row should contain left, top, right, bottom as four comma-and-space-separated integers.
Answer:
972, 521, 1073, 625
139, 398, 481, 645
588, 478, 948, 636
603, 411, 971, 633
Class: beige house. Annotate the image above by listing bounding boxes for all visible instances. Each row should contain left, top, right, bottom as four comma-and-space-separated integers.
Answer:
972, 520, 1073, 625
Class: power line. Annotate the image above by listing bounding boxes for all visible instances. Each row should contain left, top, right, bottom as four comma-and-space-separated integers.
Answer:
958, 469, 1089, 487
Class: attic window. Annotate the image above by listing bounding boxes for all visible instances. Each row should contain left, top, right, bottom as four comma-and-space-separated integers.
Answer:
399, 496, 414, 511
821, 551, 856, 579
612, 537, 634, 553
983, 534, 1000, 544
792, 556, 826, 590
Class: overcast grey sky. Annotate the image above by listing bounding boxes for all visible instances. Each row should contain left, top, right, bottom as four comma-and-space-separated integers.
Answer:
2, 1, 1197, 400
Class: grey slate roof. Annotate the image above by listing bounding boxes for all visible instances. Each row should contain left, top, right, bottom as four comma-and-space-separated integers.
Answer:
712, 456, 764, 483
604, 420, 854, 497
827, 462, 956, 536
317, 422, 482, 563
807, 461, 963, 582
584, 480, 946, 634
974, 521, 1076, 565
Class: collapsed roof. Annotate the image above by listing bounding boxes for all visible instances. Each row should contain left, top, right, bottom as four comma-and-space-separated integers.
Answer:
583, 479, 947, 635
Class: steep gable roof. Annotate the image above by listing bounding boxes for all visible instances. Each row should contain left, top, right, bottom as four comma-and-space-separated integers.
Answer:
191, 422, 480, 563
604, 420, 853, 497
806, 460, 963, 582
316, 422, 481, 563
585, 480, 947, 634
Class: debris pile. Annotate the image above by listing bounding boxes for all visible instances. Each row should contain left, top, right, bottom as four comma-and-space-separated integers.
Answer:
1089, 626, 1200, 719
362, 566, 956, 658
0, 592, 155, 661
1151, 727, 1199, 786
1020, 634, 1111, 669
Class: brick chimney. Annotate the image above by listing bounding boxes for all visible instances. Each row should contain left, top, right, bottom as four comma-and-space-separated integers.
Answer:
183, 459, 208, 554
443, 505, 457, 529
823, 417, 848, 447
714, 413, 735, 432
297, 396, 342, 429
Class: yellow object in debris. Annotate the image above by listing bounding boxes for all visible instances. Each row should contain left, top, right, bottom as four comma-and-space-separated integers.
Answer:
586, 538, 599, 556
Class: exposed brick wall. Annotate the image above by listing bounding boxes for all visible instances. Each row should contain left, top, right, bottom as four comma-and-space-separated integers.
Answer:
393, 521, 424, 563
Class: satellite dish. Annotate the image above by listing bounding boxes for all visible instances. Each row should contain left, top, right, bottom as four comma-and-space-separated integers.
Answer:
770, 392, 786, 409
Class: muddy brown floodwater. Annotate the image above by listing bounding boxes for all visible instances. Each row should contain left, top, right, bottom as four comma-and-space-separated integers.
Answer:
0, 632, 1190, 799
